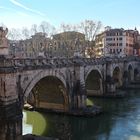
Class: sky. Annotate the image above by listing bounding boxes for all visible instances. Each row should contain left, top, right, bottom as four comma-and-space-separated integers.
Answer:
0, 0, 140, 31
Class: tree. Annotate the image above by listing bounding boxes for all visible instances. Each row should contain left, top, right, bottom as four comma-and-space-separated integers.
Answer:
59, 23, 80, 32
60, 23, 72, 32
31, 24, 38, 35
22, 27, 30, 39
7, 28, 21, 40
39, 21, 56, 37
80, 20, 102, 41
49, 26, 57, 38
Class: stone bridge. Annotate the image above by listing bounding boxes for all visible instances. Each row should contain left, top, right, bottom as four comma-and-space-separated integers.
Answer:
0, 56, 140, 140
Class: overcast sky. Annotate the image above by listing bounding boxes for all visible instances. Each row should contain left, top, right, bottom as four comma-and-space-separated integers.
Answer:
0, 0, 140, 31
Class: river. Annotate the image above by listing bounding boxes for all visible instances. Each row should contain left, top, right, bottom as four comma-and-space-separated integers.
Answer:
23, 89, 140, 140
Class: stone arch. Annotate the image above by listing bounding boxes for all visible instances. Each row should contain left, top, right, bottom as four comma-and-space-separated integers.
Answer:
24, 70, 66, 97
85, 67, 103, 80
24, 70, 69, 112
85, 67, 103, 96
113, 66, 122, 88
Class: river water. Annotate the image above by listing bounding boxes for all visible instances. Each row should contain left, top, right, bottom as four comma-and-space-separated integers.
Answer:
23, 89, 140, 140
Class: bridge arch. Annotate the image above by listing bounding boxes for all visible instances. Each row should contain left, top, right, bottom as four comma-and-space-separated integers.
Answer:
113, 66, 122, 88
85, 67, 103, 96
24, 70, 69, 112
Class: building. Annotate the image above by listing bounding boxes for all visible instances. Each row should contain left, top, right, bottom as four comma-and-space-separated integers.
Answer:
95, 28, 139, 57
9, 32, 52, 58
9, 31, 91, 58
94, 32, 105, 57
133, 34, 140, 56
52, 31, 87, 58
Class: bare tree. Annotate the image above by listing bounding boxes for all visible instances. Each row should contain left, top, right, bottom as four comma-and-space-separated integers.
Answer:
60, 23, 72, 32
39, 21, 50, 36
92, 21, 102, 40
7, 28, 22, 40
50, 26, 57, 38
39, 21, 56, 37
31, 24, 38, 35
80, 20, 102, 41
22, 27, 30, 39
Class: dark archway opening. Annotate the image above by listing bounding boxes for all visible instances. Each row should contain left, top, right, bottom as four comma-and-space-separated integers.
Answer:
25, 76, 68, 112
85, 70, 103, 96
113, 67, 122, 88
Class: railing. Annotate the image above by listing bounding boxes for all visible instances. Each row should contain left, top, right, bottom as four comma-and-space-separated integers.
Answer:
0, 56, 139, 69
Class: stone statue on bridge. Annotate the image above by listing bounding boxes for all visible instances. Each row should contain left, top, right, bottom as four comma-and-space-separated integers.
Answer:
0, 27, 8, 55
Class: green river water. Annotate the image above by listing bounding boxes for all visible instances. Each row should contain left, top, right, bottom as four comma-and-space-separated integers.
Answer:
23, 89, 140, 140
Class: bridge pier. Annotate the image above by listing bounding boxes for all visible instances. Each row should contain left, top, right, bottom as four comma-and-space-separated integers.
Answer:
105, 75, 116, 94
0, 102, 22, 140
105, 63, 116, 94
71, 65, 87, 109
0, 72, 23, 140
72, 81, 86, 109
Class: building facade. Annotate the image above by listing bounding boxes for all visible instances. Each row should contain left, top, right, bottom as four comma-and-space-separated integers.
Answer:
95, 28, 139, 57
9, 31, 92, 58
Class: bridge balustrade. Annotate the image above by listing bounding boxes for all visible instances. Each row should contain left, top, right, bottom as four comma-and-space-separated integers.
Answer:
0, 56, 139, 70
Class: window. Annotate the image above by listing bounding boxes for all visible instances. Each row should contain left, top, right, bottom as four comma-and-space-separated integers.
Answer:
119, 43, 122, 46
106, 38, 112, 41
119, 37, 122, 40
120, 32, 123, 36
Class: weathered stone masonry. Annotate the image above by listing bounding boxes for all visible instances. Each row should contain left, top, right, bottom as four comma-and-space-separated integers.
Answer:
0, 56, 140, 140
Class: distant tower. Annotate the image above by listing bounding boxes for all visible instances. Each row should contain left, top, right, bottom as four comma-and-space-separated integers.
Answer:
0, 27, 9, 55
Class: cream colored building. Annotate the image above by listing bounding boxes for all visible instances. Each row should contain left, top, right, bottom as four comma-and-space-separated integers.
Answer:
95, 28, 139, 57
9, 31, 89, 58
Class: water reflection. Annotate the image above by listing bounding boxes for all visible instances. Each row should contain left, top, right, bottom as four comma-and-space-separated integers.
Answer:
23, 112, 33, 135
23, 90, 140, 140
23, 111, 47, 136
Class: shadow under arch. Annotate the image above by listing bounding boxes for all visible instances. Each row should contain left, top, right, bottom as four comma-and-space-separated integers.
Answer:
85, 69, 103, 96
128, 64, 134, 82
24, 72, 69, 112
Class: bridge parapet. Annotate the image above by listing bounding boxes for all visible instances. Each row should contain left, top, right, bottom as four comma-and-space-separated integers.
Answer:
0, 56, 139, 72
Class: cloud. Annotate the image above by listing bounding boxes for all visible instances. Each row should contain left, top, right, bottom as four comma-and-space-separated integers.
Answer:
9, 0, 45, 16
